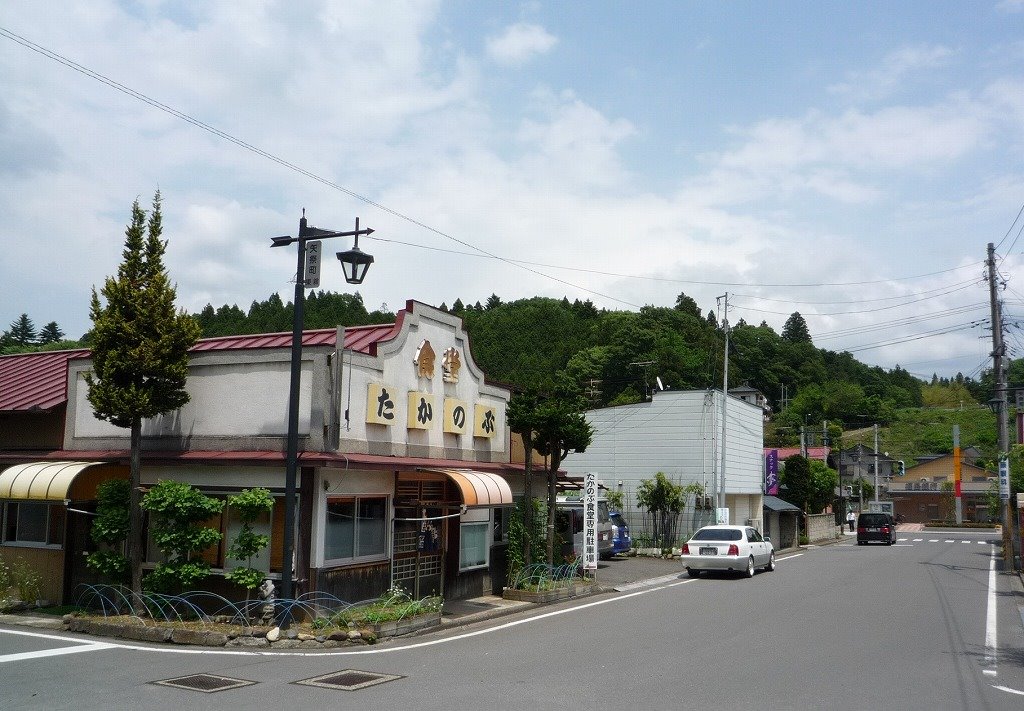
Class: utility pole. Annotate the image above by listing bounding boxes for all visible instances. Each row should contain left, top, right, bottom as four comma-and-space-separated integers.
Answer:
953, 425, 962, 525
987, 242, 1013, 569
718, 293, 730, 520
873, 424, 880, 504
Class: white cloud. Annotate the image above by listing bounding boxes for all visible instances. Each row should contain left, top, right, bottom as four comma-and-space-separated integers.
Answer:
485, 22, 557, 67
829, 45, 955, 102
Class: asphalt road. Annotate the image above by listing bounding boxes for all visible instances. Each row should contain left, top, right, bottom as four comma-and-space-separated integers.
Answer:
2, 532, 1023, 710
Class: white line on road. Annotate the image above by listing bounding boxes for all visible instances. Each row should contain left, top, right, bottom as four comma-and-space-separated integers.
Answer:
0, 628, 115, 664
0, 556, 804, 659
984, 546, 998, 675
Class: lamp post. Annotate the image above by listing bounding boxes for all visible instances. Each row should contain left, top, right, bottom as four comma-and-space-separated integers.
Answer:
270, 211, 374, 622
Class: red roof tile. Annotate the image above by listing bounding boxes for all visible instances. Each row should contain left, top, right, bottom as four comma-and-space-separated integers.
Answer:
0, 302, 413, 413
191, 329, 339, 352
0, 349, 89, 412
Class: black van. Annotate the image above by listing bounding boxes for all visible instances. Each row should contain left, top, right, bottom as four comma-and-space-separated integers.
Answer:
856, 512, 896, 546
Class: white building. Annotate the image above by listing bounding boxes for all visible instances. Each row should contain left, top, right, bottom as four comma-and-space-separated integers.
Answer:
561, 389, 765, 540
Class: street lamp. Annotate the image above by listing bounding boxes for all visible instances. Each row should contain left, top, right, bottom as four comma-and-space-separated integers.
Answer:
270, 211, 374, 624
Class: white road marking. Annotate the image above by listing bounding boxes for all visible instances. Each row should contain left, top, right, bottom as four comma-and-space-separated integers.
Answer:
962, 540, 971, 544
984, 547, 998, 675
945, 540, 955, 543
929, 539, 938, 542
993, 684, 1024, 696
0, 629, 115, 664
913, 538, 923, 542
0, 555, 806, 659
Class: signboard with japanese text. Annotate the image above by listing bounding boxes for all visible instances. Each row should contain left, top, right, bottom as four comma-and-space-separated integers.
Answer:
474, 403, 498, 438
365, 383, 397, 425
407, 392, 435, 430
765, 449, 779, 496
583, 471, 598, 570
304, 240, 322, 288
443, 398, 469, 434
999, 456, 1010, 501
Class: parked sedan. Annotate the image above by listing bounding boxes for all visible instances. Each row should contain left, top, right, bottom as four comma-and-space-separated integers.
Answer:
680, 525, 775, 578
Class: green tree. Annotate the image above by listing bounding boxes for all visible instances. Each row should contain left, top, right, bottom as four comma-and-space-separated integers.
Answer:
807, 459, 839, 513
85, 479, 131, 584
37, 321, 64, 344
86, 192, 202, 594
225, 488, 274, 597
781, 312, 811, 344
140, 480, 223, 593
7, 313, 37, 345
508, 384, 594, 566
780, 454, 812, 512
635, 472, 685, 549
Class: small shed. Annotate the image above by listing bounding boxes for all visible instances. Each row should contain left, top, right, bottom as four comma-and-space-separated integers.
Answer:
763, 495, 801, 549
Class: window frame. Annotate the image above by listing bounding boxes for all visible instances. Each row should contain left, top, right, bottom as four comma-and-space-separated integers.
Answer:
459, 520, 490, 571
1, 500, 66, 549
323, 494, 390, 566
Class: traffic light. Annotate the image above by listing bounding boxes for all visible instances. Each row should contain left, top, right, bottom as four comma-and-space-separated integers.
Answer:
896, 460, 905, 477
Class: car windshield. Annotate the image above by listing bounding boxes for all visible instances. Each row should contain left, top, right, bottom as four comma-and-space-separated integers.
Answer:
691, 528, 742, 541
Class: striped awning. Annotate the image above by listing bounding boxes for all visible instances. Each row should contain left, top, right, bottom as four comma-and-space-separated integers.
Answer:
0, 461, 109, 501
419, 468, 514, 507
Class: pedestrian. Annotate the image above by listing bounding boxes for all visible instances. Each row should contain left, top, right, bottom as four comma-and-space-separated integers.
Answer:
846, 509, 855, 533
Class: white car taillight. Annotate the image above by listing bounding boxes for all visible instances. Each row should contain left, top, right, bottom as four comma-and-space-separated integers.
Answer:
682, 543, 690, 554
728, 544, 739, 556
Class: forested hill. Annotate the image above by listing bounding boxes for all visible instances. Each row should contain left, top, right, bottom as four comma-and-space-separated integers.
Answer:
4, 290, 997, 449
184, 290, 993, 437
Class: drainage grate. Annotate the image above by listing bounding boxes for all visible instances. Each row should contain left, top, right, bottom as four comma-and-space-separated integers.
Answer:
295, 669, 403, 691
152, 673, 257, 693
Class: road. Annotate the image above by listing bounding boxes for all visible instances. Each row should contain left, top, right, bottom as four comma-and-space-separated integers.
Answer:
2, 531, 1023, 710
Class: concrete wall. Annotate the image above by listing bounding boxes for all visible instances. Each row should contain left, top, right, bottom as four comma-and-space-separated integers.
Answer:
337, 305, 510, 462
64, 346, 332, 452
564, 390, 764, 528
806, 513, 838, 542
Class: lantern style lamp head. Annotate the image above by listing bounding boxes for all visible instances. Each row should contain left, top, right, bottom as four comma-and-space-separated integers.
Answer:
337, 239, 374, 284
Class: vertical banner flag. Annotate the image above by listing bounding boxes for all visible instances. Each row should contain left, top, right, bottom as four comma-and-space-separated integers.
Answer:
583, 471, 598, 570
765, 449, 779, 496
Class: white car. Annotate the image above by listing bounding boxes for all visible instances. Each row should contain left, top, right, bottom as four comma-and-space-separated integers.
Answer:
680, 524, 775, 578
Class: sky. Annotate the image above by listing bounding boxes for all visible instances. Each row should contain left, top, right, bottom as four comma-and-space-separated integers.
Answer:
2, 1, 1023, 384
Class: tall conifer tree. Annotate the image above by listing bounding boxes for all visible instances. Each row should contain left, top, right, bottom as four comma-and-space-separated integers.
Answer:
86, 191, 201, 594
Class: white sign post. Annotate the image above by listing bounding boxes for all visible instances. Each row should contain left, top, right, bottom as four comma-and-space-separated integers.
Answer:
304, 240, 322, 288
999, 456, 1010, 501
583, 471, 598, 571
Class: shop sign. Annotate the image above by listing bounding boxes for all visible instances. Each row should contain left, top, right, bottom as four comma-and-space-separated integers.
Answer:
443, 398, 469, 434
474, 403, 498, 438
407, 391, 435, 429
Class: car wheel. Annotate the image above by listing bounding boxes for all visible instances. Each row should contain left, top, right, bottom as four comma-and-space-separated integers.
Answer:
687, 567, 701, 578
765, 551, 776, 571
745, 556, 755, 578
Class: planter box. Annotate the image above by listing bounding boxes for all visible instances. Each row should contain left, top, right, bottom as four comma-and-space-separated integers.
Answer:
371, 611, 442, 638
502, 581, 597, 604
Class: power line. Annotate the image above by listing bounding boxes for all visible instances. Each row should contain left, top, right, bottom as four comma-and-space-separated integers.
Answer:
732, 282, 983, 318
0, 26, 996, 298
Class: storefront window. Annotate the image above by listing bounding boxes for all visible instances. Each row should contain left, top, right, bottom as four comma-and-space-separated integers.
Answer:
325, 496, 388, 564
460, 522, 489, 570
2, 501, 65, 547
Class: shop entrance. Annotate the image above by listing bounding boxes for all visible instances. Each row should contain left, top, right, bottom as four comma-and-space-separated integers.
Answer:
392, 476, 451, 599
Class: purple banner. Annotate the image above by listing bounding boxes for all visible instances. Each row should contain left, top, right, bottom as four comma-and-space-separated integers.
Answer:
765, 450, 779, 495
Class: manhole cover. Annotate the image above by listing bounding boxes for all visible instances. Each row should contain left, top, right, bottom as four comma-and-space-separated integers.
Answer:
152, 673, 256, 693
295, 669, 403, 691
